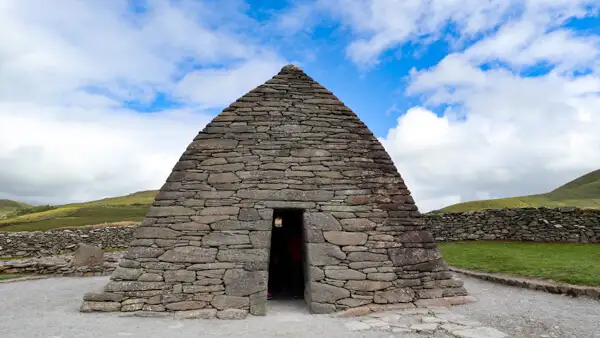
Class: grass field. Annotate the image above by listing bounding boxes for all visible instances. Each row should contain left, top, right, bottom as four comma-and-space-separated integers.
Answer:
437, 169, 600, 213
0, 274, 26, 281
438, 241, 600, 287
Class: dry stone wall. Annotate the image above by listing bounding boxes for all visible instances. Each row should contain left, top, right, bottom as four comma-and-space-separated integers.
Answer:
425, 207, 600, 243
0, 226, 133, 258
0, 251, 123, 277
3, 206, 598, 259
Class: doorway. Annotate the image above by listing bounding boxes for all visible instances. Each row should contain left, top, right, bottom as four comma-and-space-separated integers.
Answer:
267, 208, 306, 301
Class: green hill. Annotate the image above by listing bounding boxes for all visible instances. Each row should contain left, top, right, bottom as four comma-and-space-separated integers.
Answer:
0, 200, 31, 218
437, 169, 600, 213
0, 191, 157, 232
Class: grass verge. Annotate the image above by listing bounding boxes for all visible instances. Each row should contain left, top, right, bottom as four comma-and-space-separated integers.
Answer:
438, 241, 600, 287
0, 274, 26, 281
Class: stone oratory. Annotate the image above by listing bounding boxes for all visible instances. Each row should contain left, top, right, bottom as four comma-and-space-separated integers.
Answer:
80, 65, 470, 319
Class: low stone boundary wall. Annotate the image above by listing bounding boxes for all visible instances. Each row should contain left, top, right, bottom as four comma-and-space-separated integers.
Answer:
0, 225, 135, 258
0, 251, 123, 277
425, 207, 600, 243
450, 267, 600, 300
1, 207, 599, 259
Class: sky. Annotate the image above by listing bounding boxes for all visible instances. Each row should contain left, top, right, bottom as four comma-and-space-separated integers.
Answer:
1, 0, 600, 212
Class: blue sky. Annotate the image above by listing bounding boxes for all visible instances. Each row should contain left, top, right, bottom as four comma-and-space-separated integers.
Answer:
1, 0, 600, 211
123, 0, 455, 137
120, 0, 600, 137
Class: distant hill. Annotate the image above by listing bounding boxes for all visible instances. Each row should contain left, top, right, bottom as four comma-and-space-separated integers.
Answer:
0, 191, 157, 232
436, 169, 600, 213
0, 199, 31, 218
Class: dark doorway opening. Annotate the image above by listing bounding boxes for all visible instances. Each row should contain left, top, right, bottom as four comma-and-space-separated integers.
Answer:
267, 208, 306, 301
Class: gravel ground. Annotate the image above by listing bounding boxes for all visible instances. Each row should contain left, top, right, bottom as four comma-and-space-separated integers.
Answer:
0, 274, 598, 338
0, 276, 395, 338
451, 273, 600, 338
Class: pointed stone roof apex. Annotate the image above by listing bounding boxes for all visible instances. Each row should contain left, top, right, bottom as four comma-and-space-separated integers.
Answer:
280, 64, 304, 72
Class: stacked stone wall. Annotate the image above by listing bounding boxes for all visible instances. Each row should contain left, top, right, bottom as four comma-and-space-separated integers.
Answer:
3, 207, 597, 259
0, 226, 133, 258
425, 207, 600, 243
0, 252, 123, 277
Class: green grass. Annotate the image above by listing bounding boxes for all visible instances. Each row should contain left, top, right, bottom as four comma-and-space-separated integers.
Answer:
437, 169, 600, 213
439, 241, 600, 287
0, 274, 26, 281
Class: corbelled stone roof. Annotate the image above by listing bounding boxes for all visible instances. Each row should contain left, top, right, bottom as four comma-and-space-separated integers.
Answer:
78, 64, 468, 319
181, 64, 415, 197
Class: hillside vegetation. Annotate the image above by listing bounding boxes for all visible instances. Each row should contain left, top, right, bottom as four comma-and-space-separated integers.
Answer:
0, 191, 157, 232
437, 169, 600, 213
0, 200, 31, 218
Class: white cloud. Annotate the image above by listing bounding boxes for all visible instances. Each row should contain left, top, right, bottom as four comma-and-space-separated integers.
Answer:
174, 55, 287, 108
0, 0, 287, 205
273, 2, 322, 34
464, 23, 600, 72
0, 0, 266, 103
321, 0, 599, 67
0, 104, 211, 203
319, 0, 518, 66
376, 4, 600, 211
382, 72, 600, 212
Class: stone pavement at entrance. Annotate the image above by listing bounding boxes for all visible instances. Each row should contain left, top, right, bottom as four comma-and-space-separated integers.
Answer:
340, 307, 508, 337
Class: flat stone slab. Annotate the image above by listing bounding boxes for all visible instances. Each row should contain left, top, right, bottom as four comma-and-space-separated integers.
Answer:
340, 307, 510, 337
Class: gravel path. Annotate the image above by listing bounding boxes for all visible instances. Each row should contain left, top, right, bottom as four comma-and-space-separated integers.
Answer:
451, 273, 600, 338
0, 274, 598, 338
0, 276, 391, 338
